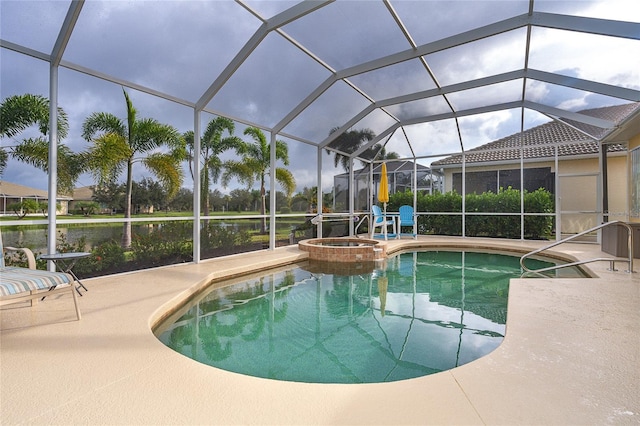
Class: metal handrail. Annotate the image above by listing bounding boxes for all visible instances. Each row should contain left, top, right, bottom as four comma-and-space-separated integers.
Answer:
355, 214, 370, 236
520, 220, 634, 274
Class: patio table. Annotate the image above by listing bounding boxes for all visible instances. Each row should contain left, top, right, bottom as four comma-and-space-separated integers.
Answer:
39, 252, 91, 296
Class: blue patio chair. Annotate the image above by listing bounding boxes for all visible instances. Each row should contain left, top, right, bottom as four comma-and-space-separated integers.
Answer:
370, 205, 396, 240
398, 205, 417, 239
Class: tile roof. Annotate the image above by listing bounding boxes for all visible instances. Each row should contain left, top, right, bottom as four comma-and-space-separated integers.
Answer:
433, 103, 640, 166
336, 160, 434, 179
72, 186, 95, 200
0, 181, 73, 200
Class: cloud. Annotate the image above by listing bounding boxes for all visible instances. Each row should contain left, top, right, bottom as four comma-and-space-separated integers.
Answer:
283, 0, 410, 70
529, 27, 640, 90
425, 28, 528, 86
396, 0, 530, 45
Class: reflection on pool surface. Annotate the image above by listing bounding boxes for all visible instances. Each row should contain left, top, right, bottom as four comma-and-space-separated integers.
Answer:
156, 250, 565, 384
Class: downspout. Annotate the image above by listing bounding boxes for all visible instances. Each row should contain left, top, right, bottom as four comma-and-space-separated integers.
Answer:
555, 145, 560, 241
601, 144, 609, 223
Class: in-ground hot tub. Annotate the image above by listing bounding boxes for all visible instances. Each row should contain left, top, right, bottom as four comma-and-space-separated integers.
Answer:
298, 238, 386, 262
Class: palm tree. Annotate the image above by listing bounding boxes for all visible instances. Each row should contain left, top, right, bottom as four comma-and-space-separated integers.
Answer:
326, 127, 375, 172
183, 117, 244, 216
0, 94, 83, 194
82, 88, 186, 248
292, 186, 317, 212
360, 143, 400, 163
222, 127, 295, 234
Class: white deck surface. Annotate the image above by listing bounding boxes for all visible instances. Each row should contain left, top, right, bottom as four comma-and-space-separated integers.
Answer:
1, 237, 638, 425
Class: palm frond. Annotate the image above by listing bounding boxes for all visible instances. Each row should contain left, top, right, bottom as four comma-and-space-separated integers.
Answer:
0, 149, 7, 175
275, 167, 296, 198
144, 153, 184, 198
81, 112, 126, 141
132, 118, 174, 152
86, 133, 130, 185
0, 93, 68, 139
275, 140, 290, 166
12, 137, 82, 194
12, 137, 50, 170
221, 159, 254, 188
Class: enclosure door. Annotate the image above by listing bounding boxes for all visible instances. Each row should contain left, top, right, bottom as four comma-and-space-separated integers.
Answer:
558, 173, 600, 241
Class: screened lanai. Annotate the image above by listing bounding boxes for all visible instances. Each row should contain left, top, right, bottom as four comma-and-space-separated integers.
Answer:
1, 0, 639, 265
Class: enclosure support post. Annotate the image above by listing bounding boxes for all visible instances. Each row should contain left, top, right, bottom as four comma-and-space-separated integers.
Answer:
317, 147, 323, 238
193, 110, 201, 263
269, 132, 277, 250
47, 65, 59, 270
349, 158, 355, 236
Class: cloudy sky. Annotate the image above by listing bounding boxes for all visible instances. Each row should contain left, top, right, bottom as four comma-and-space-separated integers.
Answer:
1, 0, 638, 195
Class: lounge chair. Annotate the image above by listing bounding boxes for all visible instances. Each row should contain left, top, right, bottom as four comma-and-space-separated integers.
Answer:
371, 205, 396, 240
398, 205, 417, 239
0, 231, 81, 320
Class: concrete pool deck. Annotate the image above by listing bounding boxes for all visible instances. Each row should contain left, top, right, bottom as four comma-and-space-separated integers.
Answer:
1, 236, 638, 425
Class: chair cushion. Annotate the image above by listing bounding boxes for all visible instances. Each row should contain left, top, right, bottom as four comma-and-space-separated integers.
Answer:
0, 267, 72, 296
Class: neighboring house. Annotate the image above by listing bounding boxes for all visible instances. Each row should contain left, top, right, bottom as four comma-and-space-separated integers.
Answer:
0, 181, 71, 216
333, 160, 444, 211
70, 186, 113, 215
433, 102, 640, 234
70, 186, 154, 214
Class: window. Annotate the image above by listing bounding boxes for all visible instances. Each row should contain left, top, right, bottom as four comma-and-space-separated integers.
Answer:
453, 167, 554, 194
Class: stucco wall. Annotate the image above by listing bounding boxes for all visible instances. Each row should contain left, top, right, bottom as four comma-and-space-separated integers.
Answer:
438, 153, 629, 235
606, 155, 629, 221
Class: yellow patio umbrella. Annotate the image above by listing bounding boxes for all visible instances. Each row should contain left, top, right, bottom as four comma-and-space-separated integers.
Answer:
378, 162, 389, 205
377, 276, 388, 317
377, 162, 391, 237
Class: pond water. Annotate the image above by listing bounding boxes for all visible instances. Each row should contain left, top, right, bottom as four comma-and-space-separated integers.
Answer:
0, 221, 261, 253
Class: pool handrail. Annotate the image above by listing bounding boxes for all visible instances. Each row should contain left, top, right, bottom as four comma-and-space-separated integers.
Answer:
520, 220, 634, 274
355, 214, 369, 236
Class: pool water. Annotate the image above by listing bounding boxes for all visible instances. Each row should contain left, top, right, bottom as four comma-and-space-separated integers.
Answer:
156, 250, 575, 384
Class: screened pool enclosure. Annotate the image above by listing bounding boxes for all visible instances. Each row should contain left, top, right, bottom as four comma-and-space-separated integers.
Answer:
1, 0, 639, 267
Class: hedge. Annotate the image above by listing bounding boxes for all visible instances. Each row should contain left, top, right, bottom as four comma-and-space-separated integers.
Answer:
387, 187, 554, 239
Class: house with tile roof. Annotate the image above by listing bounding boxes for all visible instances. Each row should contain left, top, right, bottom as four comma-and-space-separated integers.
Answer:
333, 160, 443, 211
69, 186, 115, 215
433, 103, 640, 234
0, 181, 71, 216
71, 185, 154, 215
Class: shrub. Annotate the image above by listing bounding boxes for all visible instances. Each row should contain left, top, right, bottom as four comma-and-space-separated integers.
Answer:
131, 222, 192, 266
200, 223, 253, 252
388, 187, 554, 239
74, 201, 100, 217
3, 246, 41, 268
7, 200, 46, 219
524, 188, 554, 239
70, 240, 126, 277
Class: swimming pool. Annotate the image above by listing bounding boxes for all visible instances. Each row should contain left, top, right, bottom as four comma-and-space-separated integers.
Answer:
155, 250, 580, 384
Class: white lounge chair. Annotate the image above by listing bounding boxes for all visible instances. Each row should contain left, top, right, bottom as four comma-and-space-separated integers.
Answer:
0, 231, 81, 320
